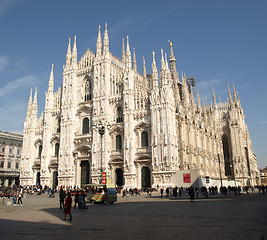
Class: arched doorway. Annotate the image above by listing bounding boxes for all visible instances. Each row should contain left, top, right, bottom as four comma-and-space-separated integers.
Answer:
141, 167, 151, 189
115, 168, 123, 187
36, 172, 40, 186
81, 161, 90, 186
52, 171, 58, 189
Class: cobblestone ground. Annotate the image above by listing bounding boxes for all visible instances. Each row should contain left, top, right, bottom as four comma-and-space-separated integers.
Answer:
0, 192, 266, 240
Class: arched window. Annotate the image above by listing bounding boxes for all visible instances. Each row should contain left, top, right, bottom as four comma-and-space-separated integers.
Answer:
82, 117, 89, 134
116, 106, 123, 123
141, 131, 149, 147
38, 145, 42, 159
55, 143, 59, 158
116, 135, 122, 150
84, 78, 92, 101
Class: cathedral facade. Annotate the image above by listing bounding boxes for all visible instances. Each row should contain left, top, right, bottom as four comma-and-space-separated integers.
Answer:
20, 24, 260, 189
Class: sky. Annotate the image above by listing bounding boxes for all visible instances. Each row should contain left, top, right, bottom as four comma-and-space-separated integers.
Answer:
0, 0, 266, 168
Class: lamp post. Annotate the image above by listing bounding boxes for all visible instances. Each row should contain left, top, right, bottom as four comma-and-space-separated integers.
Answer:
218, 154, 223, 189
92, 121, 111, 184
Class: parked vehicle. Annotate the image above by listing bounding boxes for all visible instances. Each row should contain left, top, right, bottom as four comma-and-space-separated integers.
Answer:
84, 184, 117, 204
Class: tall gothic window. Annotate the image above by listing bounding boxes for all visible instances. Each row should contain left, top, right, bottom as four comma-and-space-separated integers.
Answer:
116, 135, 122, 150
222, 135, 232, 176
38, 145, 42, 159
55, 143, 59, 158
82, 117, 89, 134
84, 78, 92, 101
116, 106, 123, 123
57, 118, 61, 133
141, 131, 149, 147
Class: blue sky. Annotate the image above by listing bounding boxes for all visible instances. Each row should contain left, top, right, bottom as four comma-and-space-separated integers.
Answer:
0, 0, 266, 168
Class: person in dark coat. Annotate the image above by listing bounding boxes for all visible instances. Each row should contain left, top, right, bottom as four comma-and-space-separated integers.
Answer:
59, 186, 66, 209
188, 186, 195, 201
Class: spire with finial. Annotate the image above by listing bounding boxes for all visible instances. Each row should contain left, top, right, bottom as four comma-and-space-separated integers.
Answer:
103, 23, 109, 55
169, 40, 176, 62
160, 49, 167, 85
212, 87, 216, 108
133, 48, 137, 71
66, 38, 72, 66
143, 56, 146, 78
197, 91, 202, 112
26, 88, 33, 118
32, 87, 38, 116
152, 51, 158, 88
71, 36, 77, 67
232, 82, 237, 103
126, 36, 132, 68
122, 38, 125, 65
228, 82, 233, 106
48, 64, 54, 93
96, 25, 102, 57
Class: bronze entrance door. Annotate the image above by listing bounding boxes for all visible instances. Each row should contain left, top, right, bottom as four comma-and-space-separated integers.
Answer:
52, 171, 58, 189
141, 167, 151, 189
80, 161, 90, 186
115, 168, 123, 187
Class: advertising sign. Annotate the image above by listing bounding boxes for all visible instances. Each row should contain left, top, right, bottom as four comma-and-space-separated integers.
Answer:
183, 173, 191, 183
102, 172, 106, 184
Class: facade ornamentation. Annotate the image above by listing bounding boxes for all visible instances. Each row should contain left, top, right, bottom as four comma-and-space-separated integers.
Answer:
20, 24, 260, 188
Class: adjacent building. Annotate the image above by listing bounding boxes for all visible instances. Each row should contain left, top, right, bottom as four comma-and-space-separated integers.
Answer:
260, 167, 267, 186
0, 131, 23, 186
20, 24, 259, 189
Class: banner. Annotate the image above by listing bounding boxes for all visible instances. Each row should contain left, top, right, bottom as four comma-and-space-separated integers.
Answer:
183, 173, 191, 183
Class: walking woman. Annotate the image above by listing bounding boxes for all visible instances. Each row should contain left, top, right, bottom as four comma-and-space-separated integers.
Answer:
63, 192, 72, 221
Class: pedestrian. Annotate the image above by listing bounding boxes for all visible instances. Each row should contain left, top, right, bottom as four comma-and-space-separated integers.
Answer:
160, 188, 163, 198
12, 190, 17, 206
188, 186, 195, 201
74, 190, 79, 209
17, 189, 23, 206
59, 186, 66, 209
63, 192, 72, 221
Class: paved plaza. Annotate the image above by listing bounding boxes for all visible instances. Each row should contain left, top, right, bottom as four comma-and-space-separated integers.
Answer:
0, 192, 266, 240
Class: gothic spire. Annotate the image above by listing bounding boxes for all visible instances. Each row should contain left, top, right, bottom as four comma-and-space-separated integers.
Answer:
126, 36, 132, 68
32, 87, 38, 116
212, 88, 216, 108
169, 40, 176, 62
103, 23, 109, 55
143, 56, 146, 78
133, 48, 137, 71
197, 91, 202, 112
71, 36, 77, 66
26, 88, 33, 118
48, 64, 54, 93
228, 82, 233, 106
66, 38, 71, 66
122, 38, 125, 65
96, 25, 102, 57
152, 51, 158, 88
233, 82, 237, 103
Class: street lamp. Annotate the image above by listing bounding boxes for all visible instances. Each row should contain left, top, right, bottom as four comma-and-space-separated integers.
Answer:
92, 121, 111, 184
